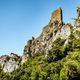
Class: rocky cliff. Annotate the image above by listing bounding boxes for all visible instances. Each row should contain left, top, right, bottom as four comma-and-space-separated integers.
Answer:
0, 7, 80, 72
0, 53, 21, 72
21, 8, 72, 64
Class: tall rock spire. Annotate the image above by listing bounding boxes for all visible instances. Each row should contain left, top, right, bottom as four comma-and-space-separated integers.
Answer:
51, 8, 63, 26
77, 7, 80, 19
21, 8, 71, 64
75, 7, 80, 28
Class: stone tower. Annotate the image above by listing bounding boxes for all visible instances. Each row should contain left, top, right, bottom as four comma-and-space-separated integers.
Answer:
51, 8, 63, 26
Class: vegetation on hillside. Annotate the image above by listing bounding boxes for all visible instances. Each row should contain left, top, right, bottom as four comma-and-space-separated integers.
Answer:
0, 26, 80, 80
0, 7, 80, 80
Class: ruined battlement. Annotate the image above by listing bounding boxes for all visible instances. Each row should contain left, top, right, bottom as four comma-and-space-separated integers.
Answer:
51, 8, 63, 25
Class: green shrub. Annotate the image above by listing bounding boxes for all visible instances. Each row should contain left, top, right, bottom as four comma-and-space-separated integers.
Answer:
47, 38, 66, 62
60, 60, 80, 80
1, 31, 80, 80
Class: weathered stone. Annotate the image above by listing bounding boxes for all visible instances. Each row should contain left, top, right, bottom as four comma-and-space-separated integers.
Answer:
0, 7, 80, 73
0, 53, 21, 72
77, 7, 80, 18
75, 7, 80, 28
50, 8, 63, 27
21, 8, 71, 64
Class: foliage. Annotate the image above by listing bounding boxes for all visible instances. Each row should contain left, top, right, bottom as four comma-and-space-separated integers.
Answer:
60, 51, 80, 80
1, 30, 80, 80
47, 38, 66, 62
0, 65, 10, 80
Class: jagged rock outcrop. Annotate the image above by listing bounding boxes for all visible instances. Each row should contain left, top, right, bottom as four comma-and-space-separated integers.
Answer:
75, 7, 80, 31
21, 8, 72, 64
0, 53, 21, 72
1, 7, 80, 72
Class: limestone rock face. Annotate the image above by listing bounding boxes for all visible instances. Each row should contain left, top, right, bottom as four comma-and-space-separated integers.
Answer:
0, 7, 80, 72
0, 53, 21, 72
51, 8, 63, 26
21, 8, 72, 64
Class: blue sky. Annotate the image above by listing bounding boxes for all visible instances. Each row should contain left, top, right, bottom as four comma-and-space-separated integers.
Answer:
0, 0, 80, 56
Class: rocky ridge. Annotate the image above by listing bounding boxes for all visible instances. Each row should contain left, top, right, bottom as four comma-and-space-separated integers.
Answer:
0, 53, 21, 72
21, 8, 72, 64
0, 7, 80, 72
